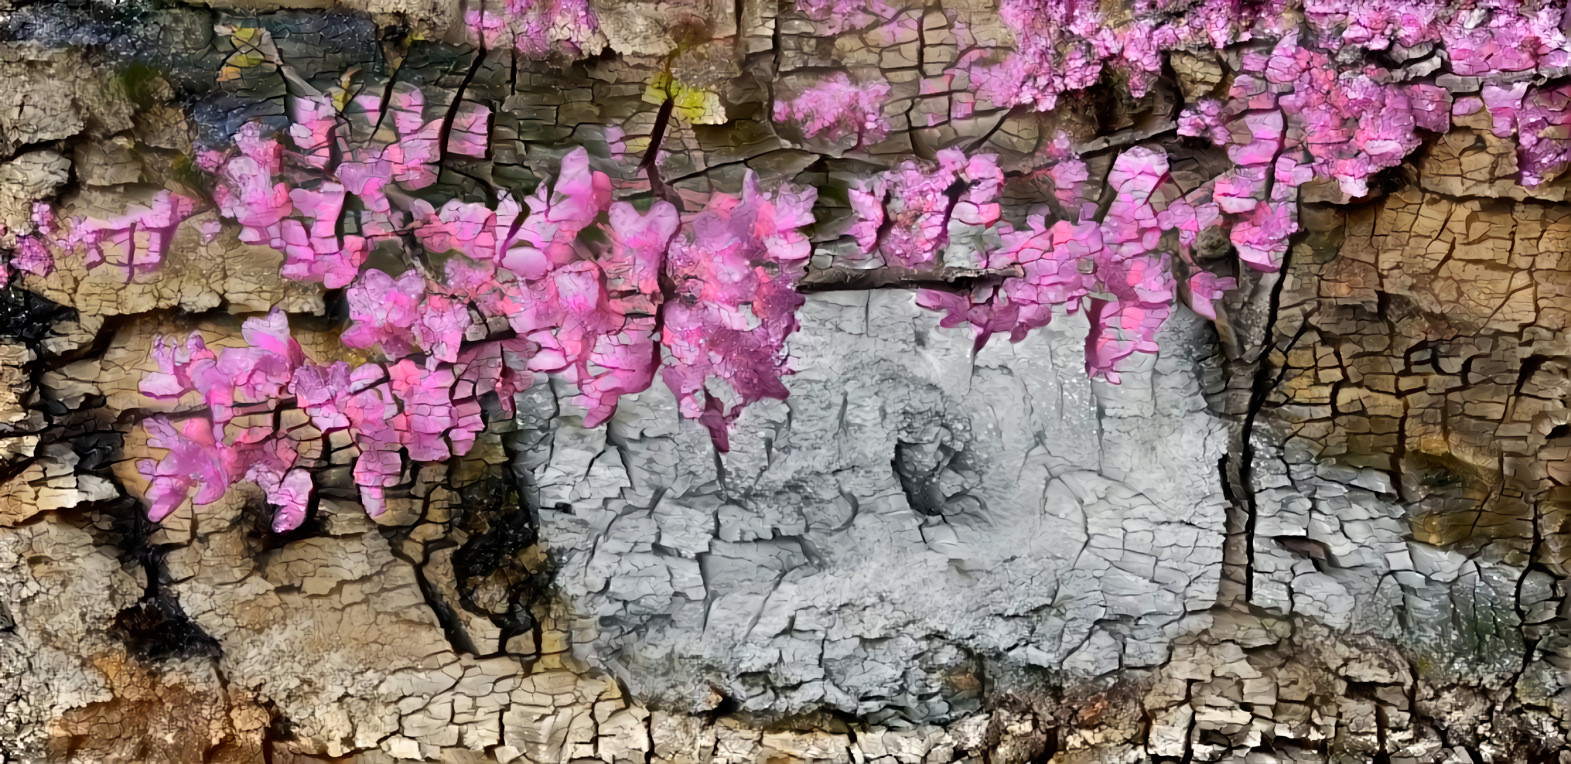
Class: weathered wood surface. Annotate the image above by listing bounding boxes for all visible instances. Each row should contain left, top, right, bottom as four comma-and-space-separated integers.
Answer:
4, 0, 1571, 762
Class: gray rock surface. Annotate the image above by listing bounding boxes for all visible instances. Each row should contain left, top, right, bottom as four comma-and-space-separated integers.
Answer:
530, 291, 1229, 721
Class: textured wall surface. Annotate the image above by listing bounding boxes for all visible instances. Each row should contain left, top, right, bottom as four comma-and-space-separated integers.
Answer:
5, 0, 1571, 761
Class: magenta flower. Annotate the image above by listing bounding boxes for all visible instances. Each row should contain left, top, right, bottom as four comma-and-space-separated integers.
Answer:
847, 150, 1004, 268
269, 469, 314, 532
141, 333, 218, 400
277, 183, 366, 288
1186, 270, 1236, 322
413, 199, 500, 262
342, 270, 472, 362
1084, 299, 1170, 384
773, 73, 893, 148
212, 123, 292, 243
388, 359, 484, 462
137, 416, 232, 522
68, 191, 200, 279
504, 147, 612, 279
661, 172, 817, 449
288, 94, 338, 170
472, 0, 599, 59
290, 361, 385, 433
341, 375, 403, 517
795, 0, 897, 32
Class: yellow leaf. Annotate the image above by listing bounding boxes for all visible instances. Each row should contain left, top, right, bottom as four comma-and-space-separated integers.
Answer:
644, 73, 727, 125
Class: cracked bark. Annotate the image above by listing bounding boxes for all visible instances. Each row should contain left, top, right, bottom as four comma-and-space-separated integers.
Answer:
5, 1, 1571, 762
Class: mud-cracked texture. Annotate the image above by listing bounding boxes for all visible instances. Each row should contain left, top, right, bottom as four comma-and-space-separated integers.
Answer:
7, 0, 1571, 761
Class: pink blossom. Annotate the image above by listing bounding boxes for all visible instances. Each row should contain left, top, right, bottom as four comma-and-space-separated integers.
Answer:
1508, 82, 1571, 186
918, 143, 1230, 378
342, 270, 470, 362
920, 216, 1101, 346
269, 469, 313, 532
474, 0, 598, 58
1212, 166, 1267, 214
1227, 111, 1284, 168
276, 183, 367, 288
414, 199, 499, 261
389, 359, 484, 461
1084, 299, 1170, 383
795, 0, 898, 33
1231, 198, 1295, 272
566, 201, 679, 425
212, 123, 292, 243
140, 309, 303, 424
465, 8, 507, 47
386, 86, 441, 188
604, 201, 678, 306
137, 416, 231, 522
503, 148, 612, 279
12, 235, 53, 277
288, 94, 339, 170
342, 375, 403, 517
69, 192, 200, 279
1181, 98, 1225, 144
290, 361, 385, 432
773, 73, 892, 147
661, 173, 817, 449
848, 150, 1004, 268
1186, 270, 1236, 321
1043, 135, 1092, 214
141, 333, 218, 399
442, 256, 525, 318
217, 310, 307, 420
223, 426, 306, 529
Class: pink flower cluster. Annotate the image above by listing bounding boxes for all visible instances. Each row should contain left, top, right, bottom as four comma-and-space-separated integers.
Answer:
661, 173, 818, 450
206, 85, 491, 289
466, 0, 598, 58
1481, 82, 1571, 186
795, 0, 900, 34
773, 73, 894, 148
920, 0, 1568, 380
407, 147, 681, 428
135, 309, 482, 530
0, 202, 62, 288
133, 118, 822, 524
969, 0, 1294, 113
977, 0, 1571, 189
1302, 0, 1570, 75
5, 193, 199, 285
917, 147, 1234, 381
847, 149, 1004, 268
126, 0, 1571, 529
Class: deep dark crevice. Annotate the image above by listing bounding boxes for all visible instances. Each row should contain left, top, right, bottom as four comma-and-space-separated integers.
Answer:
410, 538, 481, 655
1233, 248, 1304, 606
797, 263, 1024, 293
641, 94, 677, 204
1024, 726, 1059, 763
450, 472, 552, 651
0, 286, 73, 345
99, 495, 223, 662
0, 285, 221, 664
893, 439, 958, 517
437, 45, 489, 165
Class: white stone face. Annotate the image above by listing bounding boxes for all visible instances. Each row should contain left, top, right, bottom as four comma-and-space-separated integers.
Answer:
529, 291, 1230, 720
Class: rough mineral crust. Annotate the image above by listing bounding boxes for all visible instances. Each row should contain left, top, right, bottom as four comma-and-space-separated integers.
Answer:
535, 292, 1227, 721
